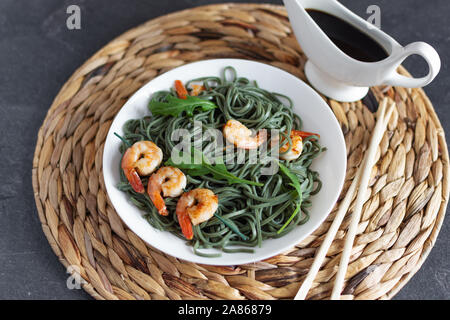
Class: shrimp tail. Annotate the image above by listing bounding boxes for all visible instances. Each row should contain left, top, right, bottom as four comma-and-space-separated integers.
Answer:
292, 130, 320, 139
125, 169, 145, 193
174, 80, 188, 99
148, 184, 169, 216
176, 209, 194, 240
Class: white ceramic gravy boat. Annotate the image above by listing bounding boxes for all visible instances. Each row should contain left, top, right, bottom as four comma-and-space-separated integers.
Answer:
284, 0, 441, 102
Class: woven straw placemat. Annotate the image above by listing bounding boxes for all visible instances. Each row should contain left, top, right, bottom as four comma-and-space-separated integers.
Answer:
32, 3, 449, 300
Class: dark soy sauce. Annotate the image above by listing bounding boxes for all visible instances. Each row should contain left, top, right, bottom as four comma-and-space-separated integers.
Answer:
306, 9, 389, 62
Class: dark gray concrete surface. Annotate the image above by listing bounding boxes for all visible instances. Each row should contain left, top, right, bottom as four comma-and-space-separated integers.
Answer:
0, 0, 448, 300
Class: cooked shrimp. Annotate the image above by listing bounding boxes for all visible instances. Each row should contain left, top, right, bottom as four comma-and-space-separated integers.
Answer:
190, 84, 205, 96
148, 166, 187, 216
121, 141, 163, 193
278, 130, 304, 161
223, 119, 267, 149
175, 188, 219, 240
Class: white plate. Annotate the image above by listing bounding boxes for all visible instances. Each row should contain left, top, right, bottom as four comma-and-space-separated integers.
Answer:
103, 59, 346, 265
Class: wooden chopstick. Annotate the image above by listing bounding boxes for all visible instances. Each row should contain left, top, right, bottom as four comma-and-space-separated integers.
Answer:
331, 99, 395, 299
294, 98, 394, 300
294, 165, 363, 299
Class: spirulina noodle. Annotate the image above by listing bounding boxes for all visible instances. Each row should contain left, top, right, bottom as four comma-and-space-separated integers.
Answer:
117, 67, 325, 257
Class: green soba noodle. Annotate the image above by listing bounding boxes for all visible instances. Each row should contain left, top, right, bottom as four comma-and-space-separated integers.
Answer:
117, 67, 325, 257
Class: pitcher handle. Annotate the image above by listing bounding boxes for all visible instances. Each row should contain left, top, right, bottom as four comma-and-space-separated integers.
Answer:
384, 42, 441, 88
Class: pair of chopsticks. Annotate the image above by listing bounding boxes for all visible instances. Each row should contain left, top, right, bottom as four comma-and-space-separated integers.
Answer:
295, 98, 396, 300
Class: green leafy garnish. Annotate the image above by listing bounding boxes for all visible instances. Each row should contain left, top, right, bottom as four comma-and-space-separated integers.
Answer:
149, 95, 217, 117
165, 157, 210, 176
277, 161, 303, 234
203, 162, 263, 186
166, 149, 263, 187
